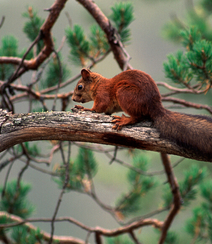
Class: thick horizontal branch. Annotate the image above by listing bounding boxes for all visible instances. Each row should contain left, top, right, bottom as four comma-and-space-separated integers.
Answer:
0, 108, 206, 162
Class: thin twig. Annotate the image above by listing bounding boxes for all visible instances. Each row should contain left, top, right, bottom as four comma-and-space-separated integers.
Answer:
157, 82, 202, 95
65, 11, 72, 27
159, 153, 182, 244
49, 142, 70, 243
162, 96, 212, 114
0, 16, 5, 28
7, 33, 41, 87
51, 49, 63, 111
108, 146, 118, 164
0, 155, 20, 172
105, 150, 165, 176
1, 159, 15, 198
129, 231, 142, 244
125, 207, 169, 226
17, 159, 29, 189
85, 231, 92, 244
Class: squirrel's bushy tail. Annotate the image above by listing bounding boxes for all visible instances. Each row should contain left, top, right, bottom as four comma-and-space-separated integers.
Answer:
154, 109, 212, 161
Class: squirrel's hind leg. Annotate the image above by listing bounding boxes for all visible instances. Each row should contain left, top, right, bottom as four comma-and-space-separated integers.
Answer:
112, 114, 138, 130
112, 83, 142, 130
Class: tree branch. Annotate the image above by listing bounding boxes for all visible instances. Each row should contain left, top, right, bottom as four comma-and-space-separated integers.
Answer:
0, 211, 163, 240
76, 0, 132, 70
0, 108, 210, 162
0, 212, 86, 244
159, 153, 181, 244
162, 97, 212, 114
0, 0, 68, 83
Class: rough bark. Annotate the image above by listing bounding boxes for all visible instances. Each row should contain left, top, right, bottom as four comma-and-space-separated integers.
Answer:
0, 108, 208, 162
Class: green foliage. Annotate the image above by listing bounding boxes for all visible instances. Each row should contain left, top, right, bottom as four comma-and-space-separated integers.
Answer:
163, 0, 212, 89
200, 180, 212, 203
163, 50, 192, 85
186, 12, 212, 42
22, 7, 44, 41
110, 2, 134, 44
0, 35, 18, 80
200, 0, 212, 14
186, 180, 212, 242
75, 147, 97, 176
115, 154, 157, 217
180, 165, 206, 206
163, 165, 206, 208
163, 27, 212, 88
186, 206, 209, 242
180, 27, 202, 50
0, 215, 9, 239
155, 230, 179, 244
162, 166, 211, 242
162, 22, 182, 43
0, 180, 34, 218
89, 24, 110, 56
0, 7, 44, 81
164, 231, 179, 244
65, 23, 110, 66
55, 147, 97, 192
66, 25, 90, 66
65, 2, 134, 66
187, 39, 212, 81
32, 107, 45, 112
11, 226, 44, 244
162, 0, 212, 43
40, 55, 70, 89
105, 235, 134, 244
16, 141, 40, 157
1, 35, 18, 57
22, 7, 44, 53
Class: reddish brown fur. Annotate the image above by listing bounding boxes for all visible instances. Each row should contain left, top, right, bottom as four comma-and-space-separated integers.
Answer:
72, 69, 212, 161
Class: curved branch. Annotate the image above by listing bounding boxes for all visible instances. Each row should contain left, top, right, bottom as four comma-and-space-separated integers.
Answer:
159, 153, 181, 244
0, 211, 163, 240
0, 0, 68, 85
157, 82, 203, 94
0, 212, 85, 244
0, 108, 210, 162
162, 96, 212, 114
24, 0, 67, 70
76, 0, 132, 70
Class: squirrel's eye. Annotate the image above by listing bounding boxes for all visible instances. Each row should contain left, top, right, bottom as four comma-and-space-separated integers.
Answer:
78, 85, 83, 90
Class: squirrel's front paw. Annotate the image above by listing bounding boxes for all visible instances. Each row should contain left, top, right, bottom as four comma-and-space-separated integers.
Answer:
74, 105, 85, 110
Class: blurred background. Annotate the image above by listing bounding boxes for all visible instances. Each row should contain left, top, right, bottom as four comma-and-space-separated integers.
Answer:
1, 0, 212, 243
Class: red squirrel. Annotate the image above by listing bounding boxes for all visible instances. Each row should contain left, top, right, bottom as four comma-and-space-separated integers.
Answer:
72, 68, 212, 161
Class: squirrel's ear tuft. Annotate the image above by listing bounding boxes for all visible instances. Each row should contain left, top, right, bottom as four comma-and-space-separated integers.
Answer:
81, 69, 91, 80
